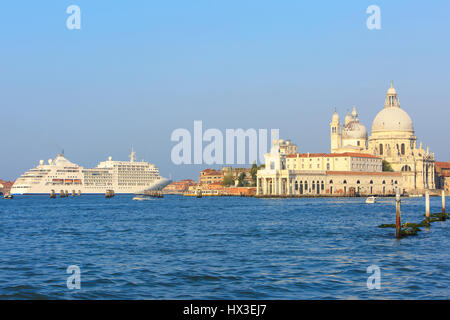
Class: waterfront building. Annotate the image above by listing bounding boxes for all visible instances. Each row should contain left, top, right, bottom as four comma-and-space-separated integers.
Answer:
256, 82, 438, 196
186, 182, 256, 196
222, 167, 253, 186
435, 162, 450, 192
199, 169, 223, 185
330, 82, 435, 192
200, 164, 264, 187
0, 179, 14, 195
257, 140, 401, 196
163, 179, 197, 194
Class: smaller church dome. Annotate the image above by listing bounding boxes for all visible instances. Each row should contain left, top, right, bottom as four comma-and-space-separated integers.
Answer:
342, 121, 367, 140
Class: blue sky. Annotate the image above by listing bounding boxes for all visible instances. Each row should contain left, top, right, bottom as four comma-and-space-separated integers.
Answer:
1, 0, 449, 181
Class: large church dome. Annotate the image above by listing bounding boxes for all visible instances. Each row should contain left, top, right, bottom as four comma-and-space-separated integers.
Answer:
371, 82, 414, 134
371, 107, 414, 133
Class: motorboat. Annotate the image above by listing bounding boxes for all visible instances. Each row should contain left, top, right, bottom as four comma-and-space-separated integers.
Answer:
365, 196, 376, 204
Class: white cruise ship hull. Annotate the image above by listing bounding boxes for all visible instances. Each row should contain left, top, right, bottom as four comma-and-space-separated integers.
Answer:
11, 178, 171, 195
11, 150, 171, 196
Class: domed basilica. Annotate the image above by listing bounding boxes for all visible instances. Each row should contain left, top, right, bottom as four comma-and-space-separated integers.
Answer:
330, 82, 435, 191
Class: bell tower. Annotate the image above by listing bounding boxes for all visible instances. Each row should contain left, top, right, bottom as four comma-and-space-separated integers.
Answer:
330, 109, 342, 153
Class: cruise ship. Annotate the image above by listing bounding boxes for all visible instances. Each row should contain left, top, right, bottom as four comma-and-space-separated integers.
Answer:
11, 149, 171, 195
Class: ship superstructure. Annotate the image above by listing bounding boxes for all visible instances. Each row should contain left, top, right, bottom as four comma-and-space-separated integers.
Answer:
11, 149, 170, 195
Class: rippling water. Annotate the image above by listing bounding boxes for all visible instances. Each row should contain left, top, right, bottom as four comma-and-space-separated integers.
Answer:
0, 195, 448, 299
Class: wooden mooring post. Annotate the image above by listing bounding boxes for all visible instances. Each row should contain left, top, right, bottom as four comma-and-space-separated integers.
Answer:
425, 191, 430, 223
395, 188, 401, 239
442, 190, 446, 220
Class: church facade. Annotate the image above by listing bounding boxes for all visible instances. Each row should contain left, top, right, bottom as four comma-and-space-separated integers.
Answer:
257, 82, 435, 196
330, 82, 435, 192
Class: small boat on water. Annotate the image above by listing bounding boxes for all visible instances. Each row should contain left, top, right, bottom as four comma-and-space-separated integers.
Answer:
3, 194, 13, 199
132, 195, 153, 201
365, 196, 376, 204
409, 194, 423, 198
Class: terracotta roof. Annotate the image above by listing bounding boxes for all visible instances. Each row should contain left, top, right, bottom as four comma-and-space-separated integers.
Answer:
202, 172, 222, 177
286, 152, 380, 159
286, 153, 327, 158
435, 162, 450, 169
326, 171, 402, 176
200, 169, 222, 176
325, 153, 380, 159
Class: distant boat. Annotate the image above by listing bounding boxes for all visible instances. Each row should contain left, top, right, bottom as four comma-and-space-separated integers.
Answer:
132, 195, 153, 201
4, 194, 13, 199
409, 194, 423, 198
365, 196, 376, 204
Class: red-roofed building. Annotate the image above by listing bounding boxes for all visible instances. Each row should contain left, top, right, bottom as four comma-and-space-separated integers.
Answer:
163, 179, 197, 194
199, 169, 223, 185
435, 162, 450, 192
0, 179, 14, 195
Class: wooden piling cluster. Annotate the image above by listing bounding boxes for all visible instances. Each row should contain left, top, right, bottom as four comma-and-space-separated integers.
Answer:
105, 190, 115, 198
143, 190, 163, 198
59, 190, 69, 198
379, 189, 448, 238
51, 189, 81, 198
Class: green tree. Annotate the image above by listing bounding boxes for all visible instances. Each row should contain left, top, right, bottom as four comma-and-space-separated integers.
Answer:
382, 160, 394, 172
237, 172, 246, 187
222, 175, 234, 186
251, 162, 258, 186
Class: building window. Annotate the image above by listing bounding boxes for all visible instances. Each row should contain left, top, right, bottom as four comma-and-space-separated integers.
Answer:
401, 165, 411, 172
401, 143, 405, 155
379, 144, 383, 155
